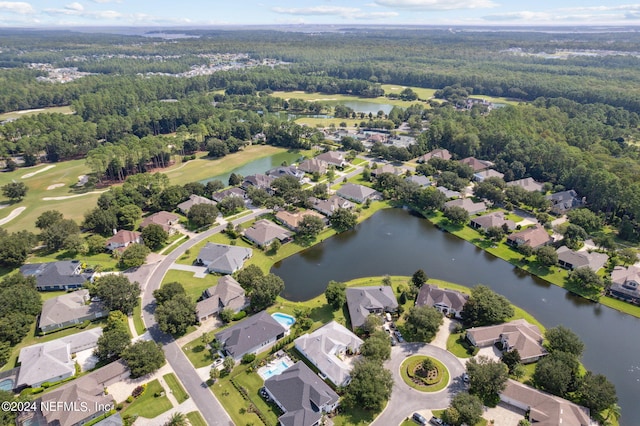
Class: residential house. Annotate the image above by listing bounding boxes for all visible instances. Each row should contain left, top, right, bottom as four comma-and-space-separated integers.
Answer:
298, 158, 328, 175
336, 183, 380, 204
242, 174, 275, 191
16, 360, 129, 426
17, 328, 103, 388
267, 165, 305, 181
105, 230, 142, 252
140, 211, 180, 234
370, 163, 400, 178
556, 246, 609, 272
609, 265, 640, 305
345, 286, 398, 330
177, 194, 217, 214
214, 311, 286, 360
459, 157, 494, 172
39, 289, 107, 334
466, 319, 547, 363
417, 148, 452, 163
507, 224, 552, 249
294, 321, 363, 387
20, 260, 88, 291
243, 219, 293, 248
308, 195, 354, 217
405, 175, 432, 188
212, 187, 247, 203
437, 186, 461, 199
195, 242, 253, 274
316, 151, 347, 168
500, 379, 593, 426
546, 190, 584, 215
470, 211, 516, 232
444, 198, 487, 215
473, 169, 504, 182
415, 285, 469, 319
275, 209, 326, 232
506, 177, 544, 193
196, 275, 248, 322
264, 361, 340, 426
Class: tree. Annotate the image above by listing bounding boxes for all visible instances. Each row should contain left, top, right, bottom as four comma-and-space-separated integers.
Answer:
296, 215, 325, 243
120, 243, 150, 268
443, 205, 469, 226
567, 208, 603, 233
188, 203, 219, 228
35, 210, 63, 230
122, 340, 166, 378
329, 207, 357, 232
83, 207, 118, 236
249, 273, 284, 312
461, 285, 514, 327
86, 234, 107, 255
533, 351, 579, 397
343, 359, 393, 411
0, 231, 35, 267
443, 392, 484, 426
218, 196, 245, 216
91, 274, 141, 315
325, 280, 346, 310
95, 311, 131, 362
411, 269, 428, 288
501, 349, 521, 374
228, 173, 243, 186
235, 264, 264, 290
153, 282, 186, 305
164, 412, 188, 426
618, 247, 638, 266
562, 223, 588, 250
485, 226, 505, 242
466, 355, 509, 404
361, 314, 382, 335
536, 245, 558, 267
579, 371, 617, 413
117, 204, 142, 230
545, 325, 584, 357
2, 182, 27, 201
155, 294, 196, 336
268, 238, 281, 254
360, 330, 391, 361
42, 218, 80, 251
219, 308, 234, 323
404, 305, 443, 342
568, 267, 604, 291
222, 356, 235, 375
141, 223, 168, 251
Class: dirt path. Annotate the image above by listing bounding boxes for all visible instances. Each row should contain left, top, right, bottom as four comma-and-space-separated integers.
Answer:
42, 190, 108, 201
0, 206, 26, 225
21, 165, 55, 179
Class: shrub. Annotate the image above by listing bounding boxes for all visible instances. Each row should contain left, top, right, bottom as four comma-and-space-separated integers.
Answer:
131, 385, 145, 398
241, 353, 256, 364
232, 311, 247, 321
126, 396, 134, 403
116, 403, 123, 411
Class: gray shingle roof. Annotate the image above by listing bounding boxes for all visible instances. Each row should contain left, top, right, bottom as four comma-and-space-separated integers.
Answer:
556, 246, 609, 272
444, 198, 487, 215
336, 183, 378, 203
212, 187, 246, 203
416, 285, 469, 314
20, 260, 87, 290
243, 219, 292, 247
265, 361, 339, 426
345, 286, 398, 329
214, 311, 285, 359
470, 211, 516, 231
39, 289, 107, 331
196, 242, 252, 274
177, 194, 217, 214
506, 177, 544, 192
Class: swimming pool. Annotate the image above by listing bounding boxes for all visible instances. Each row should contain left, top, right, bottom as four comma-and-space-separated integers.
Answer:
259, 359, 293, 380
271, 312, 295, 329
0, 378, 14, 391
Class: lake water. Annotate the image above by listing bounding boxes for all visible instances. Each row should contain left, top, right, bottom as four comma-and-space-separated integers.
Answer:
272, 208, 640, 423
199, 151, 303, 185
327, 100, 395, 115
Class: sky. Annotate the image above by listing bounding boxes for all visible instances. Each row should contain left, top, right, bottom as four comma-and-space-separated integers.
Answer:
1, 0, 640, 27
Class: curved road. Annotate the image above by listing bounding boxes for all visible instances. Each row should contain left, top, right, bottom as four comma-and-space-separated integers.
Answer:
372, 342, 466, 426
139, 209, 268, 425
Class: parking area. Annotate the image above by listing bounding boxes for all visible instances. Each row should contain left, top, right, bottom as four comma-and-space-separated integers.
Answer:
483, 402, 527, 425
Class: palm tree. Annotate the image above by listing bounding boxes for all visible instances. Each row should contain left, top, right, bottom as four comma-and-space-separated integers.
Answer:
164, 411, 188, 426
604, 403, 621, 425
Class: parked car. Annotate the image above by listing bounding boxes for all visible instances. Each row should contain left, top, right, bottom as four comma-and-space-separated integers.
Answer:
412, 412, 427, 425
394, 330, 404, 342
429, 417, 443, 426
390, 336, 397, 346
462, 373, 470, 383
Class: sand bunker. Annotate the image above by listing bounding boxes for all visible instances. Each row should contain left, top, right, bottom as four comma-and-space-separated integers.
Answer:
42, 190, 108, 201
46, 183, 65, 190
0, 207, 26, 225
22, 165, 55, 179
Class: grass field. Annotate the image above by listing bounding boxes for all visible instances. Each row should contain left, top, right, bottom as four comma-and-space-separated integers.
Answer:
0, 105, 74, 121
186, 411, 207, 426
122, 379, 172, 419
162, 373, 189, 404
270, 90, 419, 109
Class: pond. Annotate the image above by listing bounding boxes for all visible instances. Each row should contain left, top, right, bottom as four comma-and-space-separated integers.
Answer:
272, 208, 640, 423
325, 100, 396, 115
199, 151, 303, 185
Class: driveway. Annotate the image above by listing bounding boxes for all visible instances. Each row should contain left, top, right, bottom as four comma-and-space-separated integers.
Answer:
169, 263, 208, 278
371, 342, 466, 426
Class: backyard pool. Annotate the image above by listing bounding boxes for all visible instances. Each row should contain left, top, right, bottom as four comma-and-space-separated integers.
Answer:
258, 358, 294, 380
271, 312, 295, 330
0, 378, 14, 391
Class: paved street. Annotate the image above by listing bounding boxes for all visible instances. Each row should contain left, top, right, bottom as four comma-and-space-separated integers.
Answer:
139, 208, 269, 425
372, 342, 466, 426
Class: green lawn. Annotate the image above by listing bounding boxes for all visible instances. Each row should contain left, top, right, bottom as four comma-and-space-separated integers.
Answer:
182, 336, 214, 369
0, 105, 74, 121
132, 299, 146, 336
122, 379, 173, 419
162, 269, 218, 302
186, 411, 208, 426
400, 355, 450, 393
162, 373, 189, 404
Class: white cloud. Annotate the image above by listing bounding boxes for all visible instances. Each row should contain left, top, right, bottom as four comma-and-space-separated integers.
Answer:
91, 0, 122, 3
0, 1, 35, 14
65, 2, 84, 11
272, 5, 397, 19
559, 4, 640, 12
374, 0, 497, 10
481, 11, 552, 21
